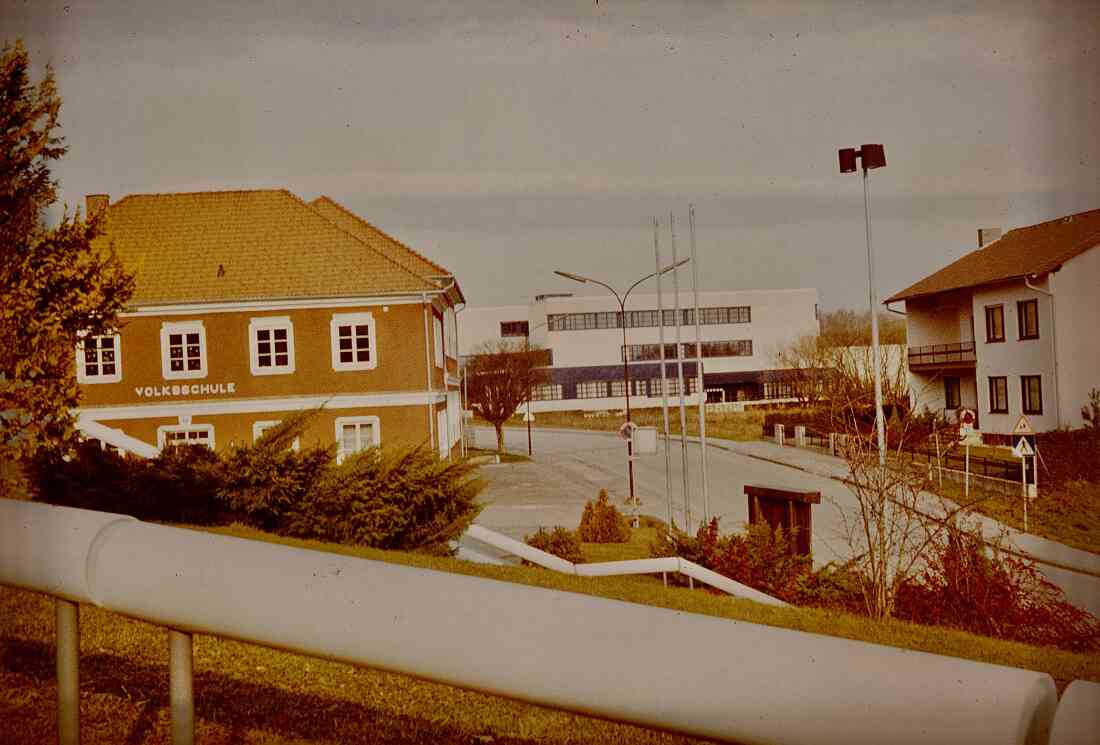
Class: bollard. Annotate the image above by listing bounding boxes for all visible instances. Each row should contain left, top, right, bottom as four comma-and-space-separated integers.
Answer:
56, 598, 80, 745
1050, 680, 1100, 745
169, 629, 194, 745
794, 425, 806, 448
775, 423, 785, 447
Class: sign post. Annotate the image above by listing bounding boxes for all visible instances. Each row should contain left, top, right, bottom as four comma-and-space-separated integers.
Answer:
958, 409, 976, 498
1012, 432, 1036, 532
1011, 415, 1038, 500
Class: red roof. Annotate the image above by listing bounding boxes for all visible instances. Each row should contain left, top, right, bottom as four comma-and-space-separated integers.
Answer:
886, 208, 1100, 303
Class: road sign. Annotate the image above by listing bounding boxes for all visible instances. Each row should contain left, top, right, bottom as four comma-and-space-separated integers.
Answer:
958, 408, 976, 438
618, 421, 638, 441
1012, 415, 1034, 436
1012, 437, 1035, 458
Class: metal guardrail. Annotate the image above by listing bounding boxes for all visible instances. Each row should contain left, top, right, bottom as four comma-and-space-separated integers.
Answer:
3, 498, 1097, 745
908, 341, 977, 366
463, 525, 787, 606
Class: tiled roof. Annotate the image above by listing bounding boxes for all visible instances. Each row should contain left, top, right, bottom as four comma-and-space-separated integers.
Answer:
94, 189, 442, 306
309, 196, 452, 279
886, 208, 1100, 303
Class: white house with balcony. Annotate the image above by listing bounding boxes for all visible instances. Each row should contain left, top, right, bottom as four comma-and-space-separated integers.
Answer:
886, 209, 1100, 441
459, 288, 820, 412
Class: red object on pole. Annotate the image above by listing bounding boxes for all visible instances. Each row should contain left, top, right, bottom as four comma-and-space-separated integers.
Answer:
860, 144, 886, 169
838, 148, 858, 173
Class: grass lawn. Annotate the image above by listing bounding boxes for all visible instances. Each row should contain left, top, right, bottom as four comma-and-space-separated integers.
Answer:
931, 477, 1100, 555
487, 409, 764, 443
5, 521, 1097, 745
4, 523, 1098, 744
465, 446, 531, 464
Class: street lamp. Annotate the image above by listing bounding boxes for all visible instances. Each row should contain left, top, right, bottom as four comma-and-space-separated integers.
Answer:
523, 320, 549, 456
838, 143, 887, 467
555, 259, 689, 514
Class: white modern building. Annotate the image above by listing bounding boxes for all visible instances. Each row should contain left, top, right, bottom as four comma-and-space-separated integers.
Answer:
886, 209, 1100, 441
460, 288, 820, 412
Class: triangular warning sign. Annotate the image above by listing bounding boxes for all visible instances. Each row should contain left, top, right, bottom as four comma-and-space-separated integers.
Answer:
1012, 415, 1034, 436
1012, 437, 1035, 458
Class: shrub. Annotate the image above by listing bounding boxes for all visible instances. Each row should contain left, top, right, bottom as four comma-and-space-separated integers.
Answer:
1034, 427, 1100, 486
287, 444, 484, 552
649, 517, 844, 605
577, 489, 630, 543
524, 527, 585, 564
894, 522, 1100, 651
218, 412, 333, 531
30, 442, 227, 525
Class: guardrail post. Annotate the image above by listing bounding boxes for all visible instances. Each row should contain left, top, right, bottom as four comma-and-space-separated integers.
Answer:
56, 598, 80, 745
169, 629, 194, 745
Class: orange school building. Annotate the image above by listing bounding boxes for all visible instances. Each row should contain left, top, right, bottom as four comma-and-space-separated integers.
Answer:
75, 189, 465, 461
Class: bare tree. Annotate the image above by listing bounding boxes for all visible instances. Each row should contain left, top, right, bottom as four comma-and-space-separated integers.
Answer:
464, 340, 550, 452
833, 421, 990, 620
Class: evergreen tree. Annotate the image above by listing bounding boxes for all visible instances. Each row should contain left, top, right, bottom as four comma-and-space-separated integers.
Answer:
1, 40, 133, 463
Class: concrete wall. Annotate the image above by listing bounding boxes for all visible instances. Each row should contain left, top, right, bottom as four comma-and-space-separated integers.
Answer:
1051, 245, 1100, 428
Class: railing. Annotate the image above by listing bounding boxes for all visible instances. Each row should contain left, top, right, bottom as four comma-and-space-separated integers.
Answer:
463, 525, 786, 605
3, 498, 1096, 745
908, 341, 977, 366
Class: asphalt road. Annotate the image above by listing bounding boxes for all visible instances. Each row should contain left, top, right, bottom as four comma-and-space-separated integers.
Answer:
473, 426, 878, 568
470, 426, 1100, 617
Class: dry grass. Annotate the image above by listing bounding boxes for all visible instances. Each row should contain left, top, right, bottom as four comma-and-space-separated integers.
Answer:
4, 521, 1098, 744
494, 409, 764, 443
931, 477, 1100, 555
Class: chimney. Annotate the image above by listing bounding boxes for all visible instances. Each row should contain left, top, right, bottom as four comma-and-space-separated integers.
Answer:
977, 227, 1001, 248
85, 194, 109, 218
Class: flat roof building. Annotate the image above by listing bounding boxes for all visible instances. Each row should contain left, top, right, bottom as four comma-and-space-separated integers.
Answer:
460, 288, 820, 412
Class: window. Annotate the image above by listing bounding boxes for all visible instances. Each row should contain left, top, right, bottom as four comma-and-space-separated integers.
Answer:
161, 321, 207, 380
650, 377, 682, 396
531, 383, 563, 401
576, 381, 606, 399
249, 317, 295, 375
433, 313, 444, 368
438, 409, 448, 457
76, 333, 122, 384
988, 376, 1008, 413
944, 377, 961, 409
252, 420, 301, 451
444, 308, 457, 360
335, 416, 380, 463
984, 305, 1005, 343
1018, 300, 1039, 340
1021, 375, 1043, 415
331, 312, 377, 371
158, 424, 214, 450
549, 305, 751, 331
500, 320, 529, 337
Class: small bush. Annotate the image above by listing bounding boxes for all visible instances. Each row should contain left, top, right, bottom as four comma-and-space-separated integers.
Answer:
30, 442, 227, 525
287, 444, 484, 552
219, 412, 333, 532
895, 523, 1100, 651
577, 489, 630, 543
524, 526, 585, 564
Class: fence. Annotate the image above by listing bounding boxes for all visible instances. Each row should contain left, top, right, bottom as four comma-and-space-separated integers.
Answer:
2, 498, 1097, 745
763, 423, 1024, 481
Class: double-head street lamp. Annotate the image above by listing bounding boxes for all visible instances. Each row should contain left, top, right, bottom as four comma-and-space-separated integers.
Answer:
838, 143, 887, 467
555, 258, 689, 513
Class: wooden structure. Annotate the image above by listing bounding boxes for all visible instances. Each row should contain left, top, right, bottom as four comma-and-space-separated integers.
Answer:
744, 484, 821, 558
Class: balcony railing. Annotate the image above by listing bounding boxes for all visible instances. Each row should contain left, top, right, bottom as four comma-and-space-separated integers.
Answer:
908, 341, 976, 367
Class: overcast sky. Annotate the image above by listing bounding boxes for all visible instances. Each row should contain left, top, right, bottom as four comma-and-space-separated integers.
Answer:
5, 0, 1098, 310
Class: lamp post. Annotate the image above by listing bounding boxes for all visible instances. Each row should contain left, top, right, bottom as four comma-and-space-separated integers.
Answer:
555, 260, 688, 513
523, 320, 549, 456
838, 143, 887, 467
